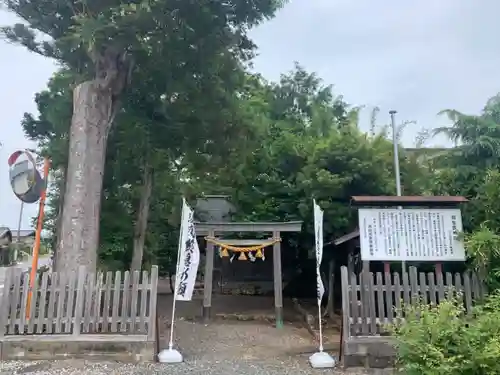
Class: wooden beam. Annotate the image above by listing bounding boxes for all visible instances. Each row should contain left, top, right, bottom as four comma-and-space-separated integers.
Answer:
272, 231, 283, 329
195, 221, 302, 235
0, 334, 150, 342
203, 229, 215, 322
207, 238, 275, 246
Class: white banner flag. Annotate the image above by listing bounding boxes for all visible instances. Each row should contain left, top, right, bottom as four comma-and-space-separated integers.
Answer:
313, 200, 324, 304
175, 199, 200, 301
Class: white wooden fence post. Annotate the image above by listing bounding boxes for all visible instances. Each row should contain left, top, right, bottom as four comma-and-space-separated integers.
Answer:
73, 266, 86, 336
148, 266, 158, 341
0, 267, 13, 337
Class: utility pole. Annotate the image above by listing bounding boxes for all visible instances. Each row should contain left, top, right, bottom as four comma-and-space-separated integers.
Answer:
390, 110, 402, 197
390, 110, 405, 274
14, 202, 24, 264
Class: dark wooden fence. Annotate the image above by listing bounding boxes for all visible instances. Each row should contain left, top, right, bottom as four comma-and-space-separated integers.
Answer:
340, 266, 485, 338
0, 266, 158, 340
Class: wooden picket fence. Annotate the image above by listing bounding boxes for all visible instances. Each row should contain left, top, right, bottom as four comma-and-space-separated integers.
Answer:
340, 266, 486, 337
0, 266, 158, 340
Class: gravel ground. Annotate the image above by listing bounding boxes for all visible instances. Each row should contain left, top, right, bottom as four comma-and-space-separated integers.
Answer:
163, 318, 316, 360
0, 320, 395, 374
0, 360, 395, 375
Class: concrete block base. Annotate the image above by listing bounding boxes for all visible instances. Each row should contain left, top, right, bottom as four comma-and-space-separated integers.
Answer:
343, 336, 396, 369
0, 334, 155, 362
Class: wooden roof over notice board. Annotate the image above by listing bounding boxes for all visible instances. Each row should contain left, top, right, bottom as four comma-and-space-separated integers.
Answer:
351, 195, 468, 207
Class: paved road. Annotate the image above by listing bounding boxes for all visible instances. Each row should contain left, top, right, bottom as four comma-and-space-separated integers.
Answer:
0, 256, 51, 289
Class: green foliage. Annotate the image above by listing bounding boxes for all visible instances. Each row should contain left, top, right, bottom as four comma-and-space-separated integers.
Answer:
385, 92, 500, 373
390, 293, 500, 375
216, 68, 427, 255
1, 0, 283, 73
3, 0, 286, 271
426, 94, 500, 287
19, 61, 434, 273
393, 120, 500, 371
435, 97, 500, 169
18, 0, 500, 280
464, 224, 500, 291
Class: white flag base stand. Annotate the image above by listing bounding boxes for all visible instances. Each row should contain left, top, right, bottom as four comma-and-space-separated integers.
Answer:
158, 348, 183, 363
309, 351, 336, 368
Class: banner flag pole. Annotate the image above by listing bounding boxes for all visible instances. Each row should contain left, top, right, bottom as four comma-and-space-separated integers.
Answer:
159, 197, 200, 363
309, 199, 336, 369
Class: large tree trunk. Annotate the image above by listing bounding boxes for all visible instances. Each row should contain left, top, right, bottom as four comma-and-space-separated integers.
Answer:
130, 164, 153, 271
52, 167, 67, 270
56, 47, 131, 274
56, 81, 114, 274
55, 47, 131, 274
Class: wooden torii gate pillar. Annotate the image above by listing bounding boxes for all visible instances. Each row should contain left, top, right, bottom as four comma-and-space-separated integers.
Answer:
195, 221, 302, 329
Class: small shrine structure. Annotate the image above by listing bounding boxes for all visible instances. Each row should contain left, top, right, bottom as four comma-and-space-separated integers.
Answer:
194, 193, 302, 329
195, 220, 302, 328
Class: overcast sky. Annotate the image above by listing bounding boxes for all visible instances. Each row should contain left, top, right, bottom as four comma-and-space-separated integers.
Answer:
1, 0, 500, 229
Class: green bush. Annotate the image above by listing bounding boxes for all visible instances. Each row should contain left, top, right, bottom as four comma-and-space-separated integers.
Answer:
390, 292, 500, 375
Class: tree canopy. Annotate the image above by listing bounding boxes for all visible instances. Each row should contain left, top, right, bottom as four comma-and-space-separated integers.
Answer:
18, 60, 430, 276
2, 0, 284, 273
4, 0, 500, 293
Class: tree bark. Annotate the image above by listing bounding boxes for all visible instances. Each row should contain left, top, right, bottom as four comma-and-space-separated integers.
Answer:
130, 164, 153, 271
56, 81, 114, 274
326, 259, 335, 318
52, 167, 67, 270
55, 46, 131, 274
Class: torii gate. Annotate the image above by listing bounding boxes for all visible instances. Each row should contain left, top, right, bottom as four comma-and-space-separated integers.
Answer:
195, 221, 302, 329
